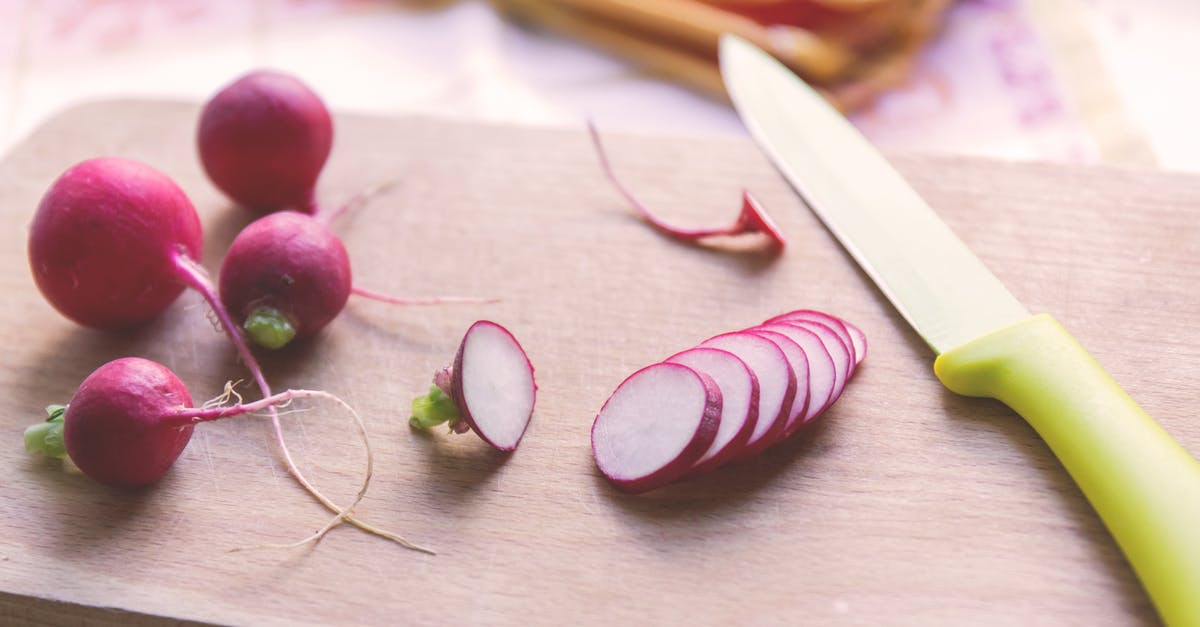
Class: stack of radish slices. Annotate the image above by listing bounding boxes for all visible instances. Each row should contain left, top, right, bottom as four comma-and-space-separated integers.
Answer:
591, 310, 865, 494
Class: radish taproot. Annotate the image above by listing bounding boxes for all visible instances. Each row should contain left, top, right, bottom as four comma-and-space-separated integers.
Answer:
198, 70, 333, 215
410, 321, 536, 451
588, 122, 785, 252
219, 211, 494, 350
592, 363, 721, 494
27, 158, 415, 548
591, 310, 865, 493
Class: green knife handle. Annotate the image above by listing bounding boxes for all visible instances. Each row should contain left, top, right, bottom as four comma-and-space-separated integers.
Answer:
934, 314, 1200, 626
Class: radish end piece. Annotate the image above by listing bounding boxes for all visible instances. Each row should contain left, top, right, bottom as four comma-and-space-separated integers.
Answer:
738, 190, 786, 251
453, 321, 536, 451
24, 405, 67, 459
410, 385, 462, 430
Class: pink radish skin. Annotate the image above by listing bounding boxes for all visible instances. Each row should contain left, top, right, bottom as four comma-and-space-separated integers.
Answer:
591, 363, 721, 494
699, 331, 795, 460
745, 329, 810, 436
451, 321, 537, 451
588, 122, 785, 252
755, 322, 836, 426
28, 158, 203, 329
198, 70, 332, 215
665, 347, 759, 474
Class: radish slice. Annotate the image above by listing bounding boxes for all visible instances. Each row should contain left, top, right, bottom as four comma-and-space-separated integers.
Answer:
591, 363, 722, 494
743, 329, 809, 435
666, 347, 759, 474
843, 321, 867, 367
765, 309, 858, 374
451, 320, 537, 451
772, 319, 851, 409
756, 322, 836, 425
699, 331, 795, 458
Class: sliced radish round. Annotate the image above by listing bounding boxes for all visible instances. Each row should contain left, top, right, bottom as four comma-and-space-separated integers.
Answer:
451, 320, 537, 451
756, 322, 836, 426
771, 319, 851, 410
666, 347, 759, 474
843, 320, 867, 367
765, 309, 858, 374
699, 331, 795, 458
744, 329, 809, 435
591, 363, 721, 494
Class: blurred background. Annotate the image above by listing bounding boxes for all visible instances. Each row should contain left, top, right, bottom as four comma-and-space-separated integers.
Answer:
0, 0, 1196, 169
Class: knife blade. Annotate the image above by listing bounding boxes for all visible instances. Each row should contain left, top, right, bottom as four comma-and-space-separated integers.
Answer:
718, 34, 1200, 626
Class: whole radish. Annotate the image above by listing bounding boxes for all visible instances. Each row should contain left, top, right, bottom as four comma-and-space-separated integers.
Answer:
21, 357, 429, 551
26, 158, 416, 548
28, 158, 202, 329
197, 70, 332, 215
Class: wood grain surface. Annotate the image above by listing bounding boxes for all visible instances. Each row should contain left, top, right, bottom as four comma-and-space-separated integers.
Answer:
1, 101, 1197, 626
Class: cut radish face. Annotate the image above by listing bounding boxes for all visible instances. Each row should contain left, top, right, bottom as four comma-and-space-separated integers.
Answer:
450, 321, 537, 451
743, 329, 809, 435
699, 331, 795, 458
665, 347, 759, 474
772, 319, 851, 409
843, 321, 867, 367
765, 309, 858, 375
756, 322, 836, 425
592, 363, 721, 494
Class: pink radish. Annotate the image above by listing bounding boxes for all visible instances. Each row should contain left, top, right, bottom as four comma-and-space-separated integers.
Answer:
755, 322, 836, 426
744, 329, 810, 434
28, 158, 202, 329
591, 363, 721, 494
665, 347, 759, 474
197, 70, 332, 215
588, 122, 785, 252
21, 357, 430, 550
27, 159, 416, 548
699, 331, 795, 458
844, 321, 867, 366
772, 319, 851, 407
410, 321, 536, 451
219, 211, 495, 350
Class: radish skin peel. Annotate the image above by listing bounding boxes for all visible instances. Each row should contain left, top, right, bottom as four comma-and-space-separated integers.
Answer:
591, 363, 721, 494
589, 122, 785, 252
411, 321, 536, 452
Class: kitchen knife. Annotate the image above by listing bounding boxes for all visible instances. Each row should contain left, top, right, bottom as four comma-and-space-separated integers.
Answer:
718, 34, 1200, 625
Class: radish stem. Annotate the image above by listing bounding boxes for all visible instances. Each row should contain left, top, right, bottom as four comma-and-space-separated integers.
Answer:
352, 286, 499, 306
23, 405, 67, 458
244, 306, 297, 350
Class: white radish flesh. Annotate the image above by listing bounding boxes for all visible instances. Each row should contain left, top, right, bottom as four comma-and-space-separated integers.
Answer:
772, 319, 851, 408
665, 347, 759, 474
699, 331, 795, 458
591, 363, 721, 494
744, 329, 810, 435
844, 321, 867, 366
756, 322, 837, 425
452, 320, 537, 451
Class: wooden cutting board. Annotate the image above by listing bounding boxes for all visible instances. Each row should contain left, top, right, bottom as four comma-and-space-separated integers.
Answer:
1, 101, 1196, 626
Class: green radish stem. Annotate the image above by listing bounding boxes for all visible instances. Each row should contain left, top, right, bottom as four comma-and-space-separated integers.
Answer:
172, 254, 430, 553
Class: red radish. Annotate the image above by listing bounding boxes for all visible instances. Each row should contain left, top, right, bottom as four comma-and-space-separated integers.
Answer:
775, 319, 852, 406
591, 363, 721, 494
410, 321, 536, 451
27, 159, 414, 548
844, 321, 867, 366
699, 331, 795, 458
665, 347, 759, 474
756, 322, 836, 426
744, 329, 810, 434
197, 70, 332, 215
22, 357, 431, 551
588, 122, 785, 252
28, 158, 202, 329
